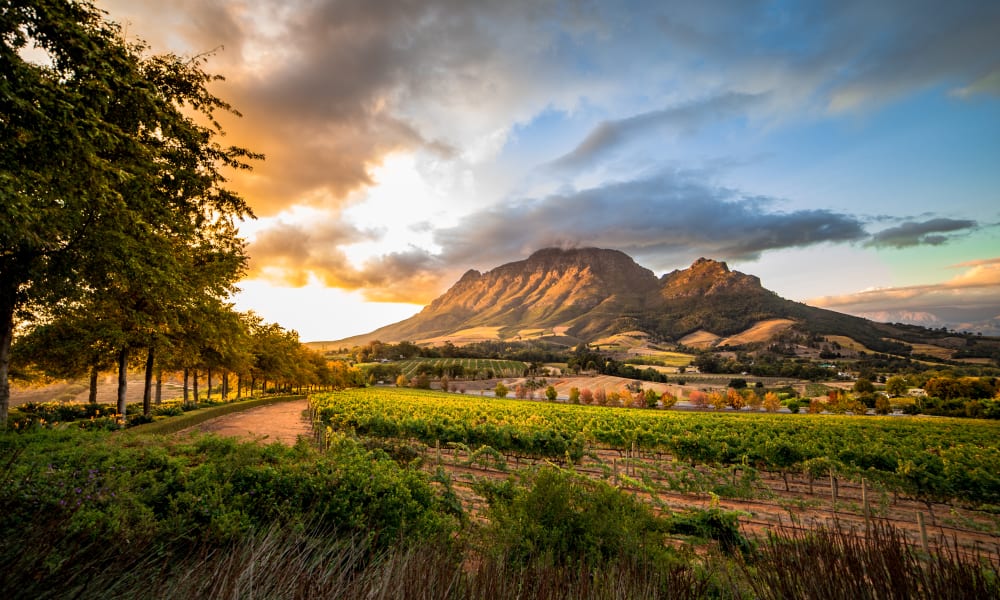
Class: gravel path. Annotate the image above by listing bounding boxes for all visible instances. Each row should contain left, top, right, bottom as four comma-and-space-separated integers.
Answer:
179, 398, 313, 445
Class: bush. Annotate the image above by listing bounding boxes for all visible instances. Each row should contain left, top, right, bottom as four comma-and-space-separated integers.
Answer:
0, 429, 460, 576
474, 467, 676, 568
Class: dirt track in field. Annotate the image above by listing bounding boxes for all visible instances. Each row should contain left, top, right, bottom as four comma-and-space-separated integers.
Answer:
178, 398, 312, 445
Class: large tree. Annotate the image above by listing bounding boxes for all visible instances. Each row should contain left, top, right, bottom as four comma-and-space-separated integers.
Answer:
1, 0, 258, 425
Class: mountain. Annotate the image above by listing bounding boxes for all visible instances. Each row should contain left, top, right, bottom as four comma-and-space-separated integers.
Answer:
330, 248, 995, 355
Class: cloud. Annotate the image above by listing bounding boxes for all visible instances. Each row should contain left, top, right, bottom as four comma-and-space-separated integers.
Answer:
809, 258, 1000, 316
102, 0, 604, 216
98, 0, 1000, 219
433, 169, 868, 271
866, 218, 978, 248
246, 221, 448, 303
549, 93, 764, 170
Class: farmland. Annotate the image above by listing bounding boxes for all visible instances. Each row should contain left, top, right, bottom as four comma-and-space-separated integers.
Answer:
394, 357, 527, 379
311, 387, 1000, 560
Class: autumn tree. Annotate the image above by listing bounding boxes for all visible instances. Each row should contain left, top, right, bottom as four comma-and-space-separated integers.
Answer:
727, 387, 746, 410
763, 391, 782, 412
594, 388, 608, 406
494, 382, 508, 398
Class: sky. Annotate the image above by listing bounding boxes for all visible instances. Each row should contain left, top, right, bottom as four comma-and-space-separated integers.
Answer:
97, 0, 1000, 341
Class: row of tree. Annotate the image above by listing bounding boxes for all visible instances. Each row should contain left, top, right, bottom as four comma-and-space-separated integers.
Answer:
12, 307, 351, 416
1, 1, 326, 424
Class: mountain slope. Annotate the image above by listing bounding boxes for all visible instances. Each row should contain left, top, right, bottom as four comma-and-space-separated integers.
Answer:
329, 247, 974, 354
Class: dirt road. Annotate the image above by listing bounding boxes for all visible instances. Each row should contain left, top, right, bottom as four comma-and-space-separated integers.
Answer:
179, 398, 313, 445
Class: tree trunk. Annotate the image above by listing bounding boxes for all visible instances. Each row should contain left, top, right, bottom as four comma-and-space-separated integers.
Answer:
262, 377, 267, 396
183, 368, 189, 406
193, 370, 199, 404
0, 285, 14, 427
117, 347, 128, 426
155, 368, 162, 405
221, 370, 228, 401
143, 346, 154, 416
89, 364, 99, 404
207, 368, 212, 402
237, 374, 242, 399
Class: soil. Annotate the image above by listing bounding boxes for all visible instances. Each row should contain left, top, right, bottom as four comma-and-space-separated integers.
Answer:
177, 398, 312, 445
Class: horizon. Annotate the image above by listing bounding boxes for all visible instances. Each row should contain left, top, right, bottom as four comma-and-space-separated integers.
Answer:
97, 1, 1000, 341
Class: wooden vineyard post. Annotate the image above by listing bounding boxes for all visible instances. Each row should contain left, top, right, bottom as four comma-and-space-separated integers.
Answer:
862, 478, 870, 536
917, 512, 930, 553
436, 439, 441, 466
830, 470, 838, 514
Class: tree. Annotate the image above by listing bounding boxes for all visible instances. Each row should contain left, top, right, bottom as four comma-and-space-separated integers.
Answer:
1, 1, 259, 425
763, 391, 782, 413
396, 374, 408, 387
545, 385, 557, 401
660, 390, 677, 409
853, 378, 875, 395
11, 306, 121, 403
494, 382, 508, 399
727, 387, 746, 410
643, 388, 659, 409
568, 387, 580, 404
594, 388, 608, 406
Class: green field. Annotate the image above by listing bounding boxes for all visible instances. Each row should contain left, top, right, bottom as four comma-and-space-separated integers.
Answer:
312, 387, 1000, 506
395, 357, 526, 379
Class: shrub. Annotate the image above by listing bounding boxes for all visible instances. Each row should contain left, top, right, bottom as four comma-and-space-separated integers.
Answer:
474, 467, 675, 568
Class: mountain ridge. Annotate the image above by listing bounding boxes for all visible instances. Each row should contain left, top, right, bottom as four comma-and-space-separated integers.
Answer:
327, 247, 977, 353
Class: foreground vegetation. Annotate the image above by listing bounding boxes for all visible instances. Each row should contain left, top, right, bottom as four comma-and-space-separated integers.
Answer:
2, 421, 996, 599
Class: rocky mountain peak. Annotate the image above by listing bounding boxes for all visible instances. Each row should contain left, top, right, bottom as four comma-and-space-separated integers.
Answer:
661, 257, 763, 298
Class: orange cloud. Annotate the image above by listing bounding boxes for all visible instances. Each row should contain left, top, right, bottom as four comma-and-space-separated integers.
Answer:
809, 257, 1000, 313
245, 222, 450, 303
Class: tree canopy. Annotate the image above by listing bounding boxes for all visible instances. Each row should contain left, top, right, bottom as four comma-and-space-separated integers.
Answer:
1, 0, 260, 425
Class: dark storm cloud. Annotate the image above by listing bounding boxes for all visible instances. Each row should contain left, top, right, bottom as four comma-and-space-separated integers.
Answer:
549, 93, 764, 171
433, 170, 868, 270
867, 218, 978, 248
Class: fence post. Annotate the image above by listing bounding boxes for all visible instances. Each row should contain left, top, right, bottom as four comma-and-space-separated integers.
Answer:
862, 478, 870, 535
917, 511, 930, 553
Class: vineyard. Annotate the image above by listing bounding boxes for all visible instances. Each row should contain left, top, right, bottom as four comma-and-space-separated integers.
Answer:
310, 388, 1000, 558
395, 358, 527, 379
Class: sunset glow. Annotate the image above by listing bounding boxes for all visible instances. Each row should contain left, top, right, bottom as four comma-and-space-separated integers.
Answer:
98, 0, 1000, 340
